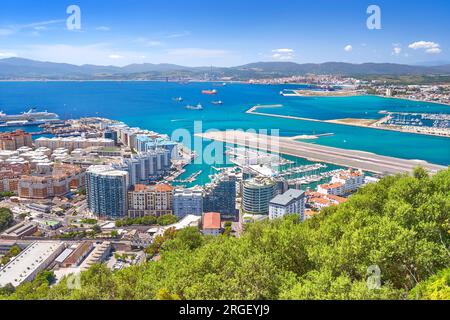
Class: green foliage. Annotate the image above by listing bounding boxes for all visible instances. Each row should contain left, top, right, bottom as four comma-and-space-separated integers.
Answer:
4, 271, 55, 300
0, 191, 15, 198
80, 218, 98, 225
115, 214, 178, 228
0, 283, 15, 296
409, 268, 450, 300
144, 228, 177, 257
2, 168, 449, 300
111, 230, 119, 238
115, 215, 157, 227
0, 245, 22, 266
157, 214, 178, 226
0, 207, 14, 232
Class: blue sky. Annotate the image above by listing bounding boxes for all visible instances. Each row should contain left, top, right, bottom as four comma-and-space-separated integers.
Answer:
0, 0, 449, 66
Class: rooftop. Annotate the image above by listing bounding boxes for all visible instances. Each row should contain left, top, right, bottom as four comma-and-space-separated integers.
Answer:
0, 241, 64, 287
270, 189, 305, 206
203, 212, 221, 230
319, 182, 344, 190
243, 176, 276, 188
87, 165, 128, 177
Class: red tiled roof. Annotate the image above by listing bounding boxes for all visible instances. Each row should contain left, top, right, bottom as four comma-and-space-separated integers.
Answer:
327, 195, 348, 203
154, 184, 173, 192
203, 212, 221, 230
319, 182, 344, 190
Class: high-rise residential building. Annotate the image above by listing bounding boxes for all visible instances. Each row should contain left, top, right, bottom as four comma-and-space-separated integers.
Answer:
173, 188, 203, 219
242, 177, 277, 215
0, 130, 33, 151
86, 165, 129, 218
123, 149, 171, 185
269, 189, 306, 221
127, 184, 173, 217
103, 130, 118, 144
135, 135, 179, 160
203, 171, 238, 221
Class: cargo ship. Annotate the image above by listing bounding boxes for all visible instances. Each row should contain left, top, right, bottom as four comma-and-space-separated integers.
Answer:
0, 108, 60, 127
202, 89, 217, 95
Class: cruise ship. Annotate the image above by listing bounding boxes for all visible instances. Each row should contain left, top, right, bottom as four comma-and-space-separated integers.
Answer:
0, 108, 60, 127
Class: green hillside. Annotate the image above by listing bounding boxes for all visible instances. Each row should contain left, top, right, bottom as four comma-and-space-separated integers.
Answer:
1, 167, 449, 300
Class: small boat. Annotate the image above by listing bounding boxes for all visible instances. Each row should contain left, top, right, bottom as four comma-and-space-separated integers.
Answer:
211, 100, 223, 105
202, 89, 217, 95
173, 97, 183, 102
186, 103, 203, 110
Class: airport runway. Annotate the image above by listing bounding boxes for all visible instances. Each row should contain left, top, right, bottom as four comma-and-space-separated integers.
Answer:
196, 130, 447, 175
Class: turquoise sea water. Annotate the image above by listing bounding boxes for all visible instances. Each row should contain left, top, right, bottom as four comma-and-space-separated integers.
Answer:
0, 81, 448, 186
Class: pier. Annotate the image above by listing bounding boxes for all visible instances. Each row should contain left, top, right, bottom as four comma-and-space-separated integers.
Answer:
195, 130, 446, 175
173, 170, 203, 184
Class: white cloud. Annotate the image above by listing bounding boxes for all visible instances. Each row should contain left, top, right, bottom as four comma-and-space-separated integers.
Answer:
271, 48, 295, 60
344, 45, 353, 52
272, 48, 294, 53
425, 47, 442, 54
408, 41, 439, 50
392, 46, 402, 55
0, 19, 64, 37
0, 51, 17, 58
108, 54, 124, 60
408, 41, 442, 54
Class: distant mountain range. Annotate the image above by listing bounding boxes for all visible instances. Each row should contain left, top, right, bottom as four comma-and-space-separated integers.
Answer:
1, 57, 450, 80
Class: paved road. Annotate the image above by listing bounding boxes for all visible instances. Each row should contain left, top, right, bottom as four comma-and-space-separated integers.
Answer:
197, 131, 446, 175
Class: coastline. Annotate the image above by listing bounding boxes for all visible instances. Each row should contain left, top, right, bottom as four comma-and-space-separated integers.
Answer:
281, 89, 361, 98
374, 95, 450, 107
196, 130, 446, 175
246, 105, 450, 139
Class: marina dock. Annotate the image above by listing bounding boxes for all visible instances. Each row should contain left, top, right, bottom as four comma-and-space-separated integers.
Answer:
196, 130, 446, 175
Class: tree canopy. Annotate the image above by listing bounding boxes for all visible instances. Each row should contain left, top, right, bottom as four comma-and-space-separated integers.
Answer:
0, 207, 14, 232
1, 167, 449, 300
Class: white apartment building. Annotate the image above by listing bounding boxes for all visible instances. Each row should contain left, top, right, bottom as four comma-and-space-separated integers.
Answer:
269, 189, 305, 221
318, 169, 365, 196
